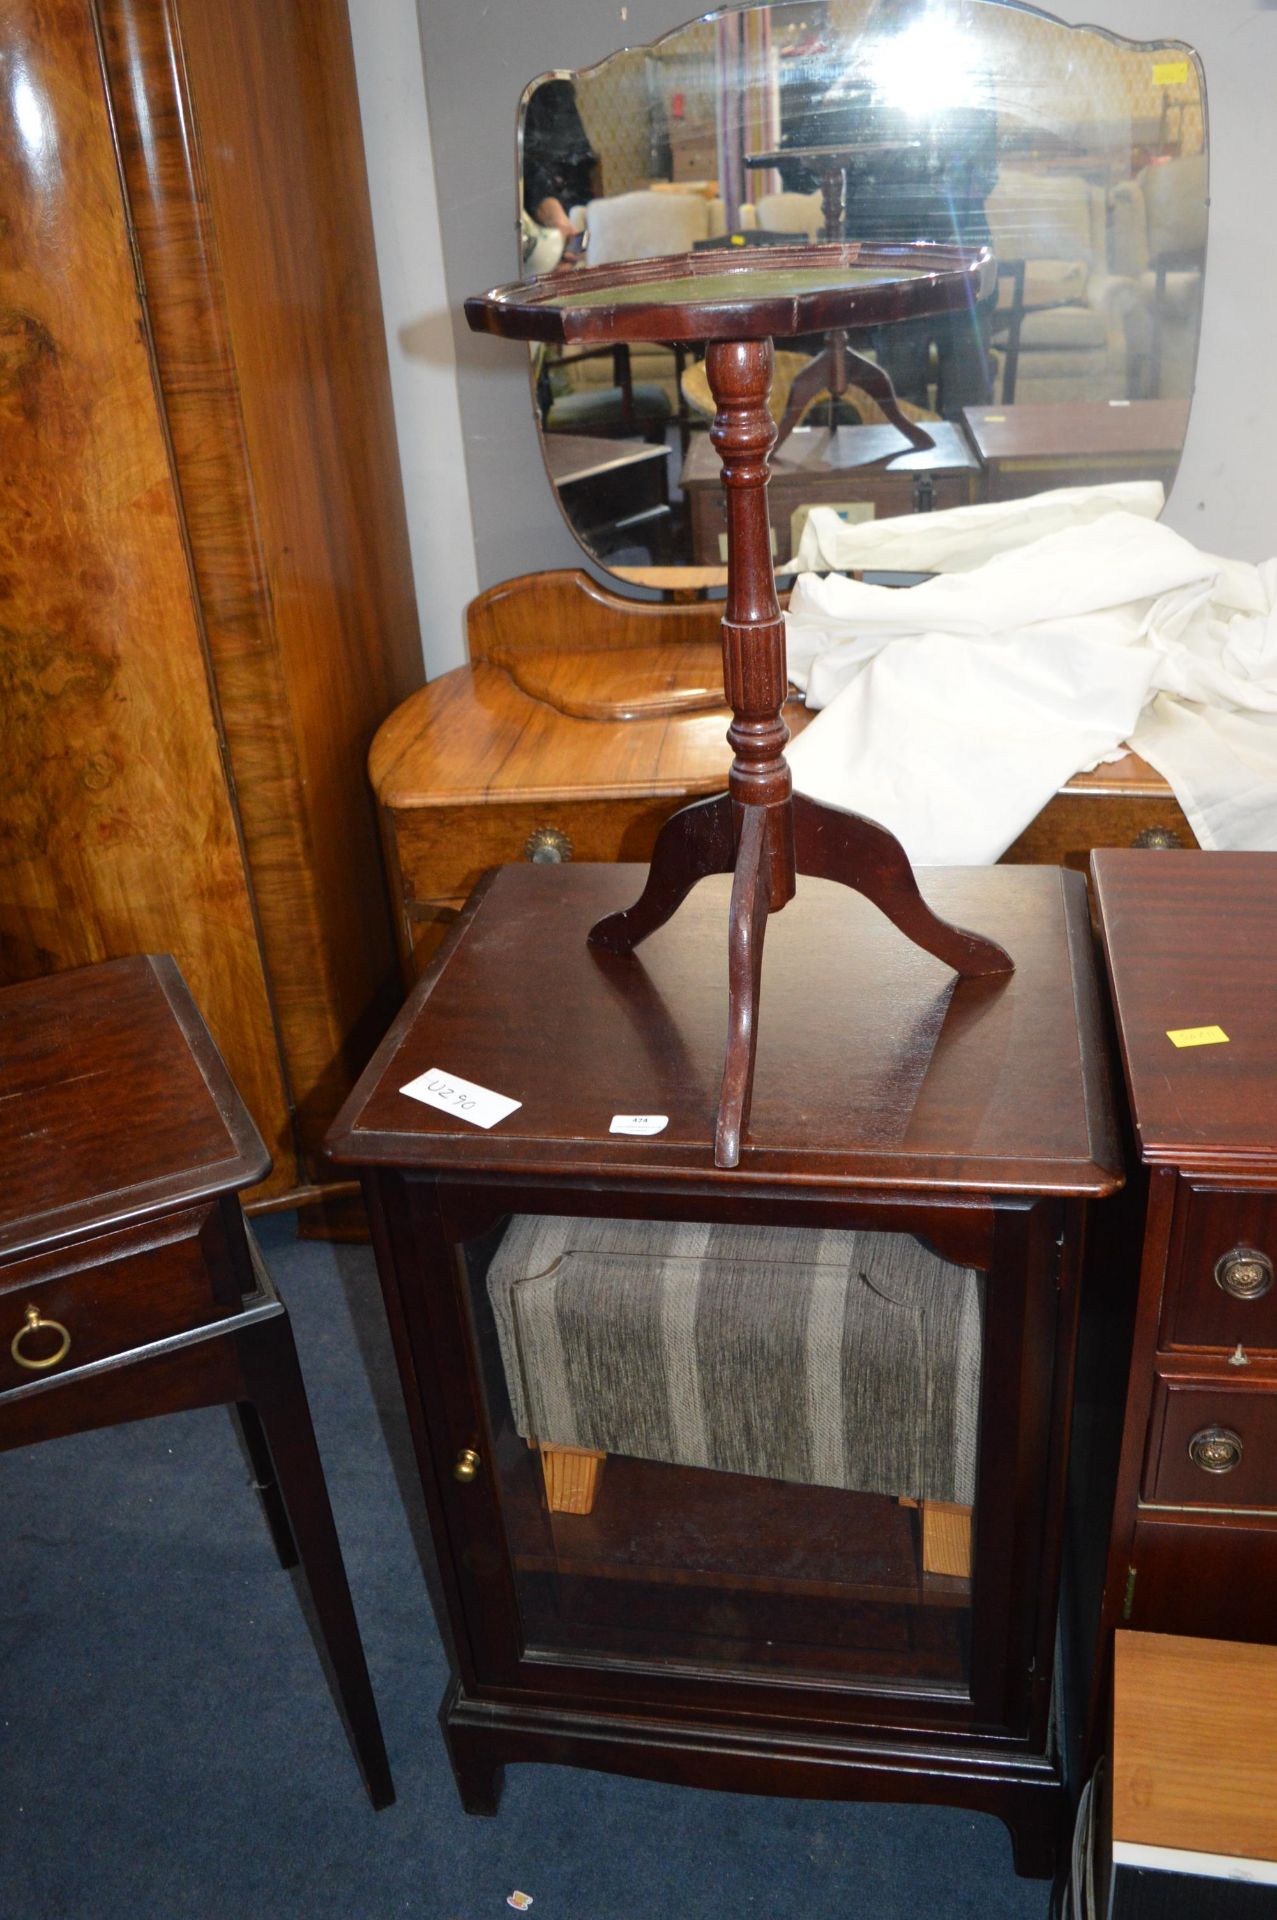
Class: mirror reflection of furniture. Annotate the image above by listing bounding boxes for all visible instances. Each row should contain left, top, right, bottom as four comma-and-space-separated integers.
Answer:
961, 399, 1189, 504
680, 419, 978, 566
518, 1, 1206, 581
467, 244, 1013, 1168
985, 169, 1142, 404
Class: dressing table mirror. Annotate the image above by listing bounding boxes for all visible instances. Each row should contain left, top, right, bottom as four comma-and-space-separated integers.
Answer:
520, 0, 1206, 582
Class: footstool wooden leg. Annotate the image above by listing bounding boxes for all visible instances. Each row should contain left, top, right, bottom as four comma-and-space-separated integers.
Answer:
538, 1443, 606, 1514
236, 1311, 395, 1810
920, 1500, 972, 1579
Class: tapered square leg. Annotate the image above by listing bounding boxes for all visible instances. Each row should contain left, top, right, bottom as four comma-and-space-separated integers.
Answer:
237, 1312, 395, 1811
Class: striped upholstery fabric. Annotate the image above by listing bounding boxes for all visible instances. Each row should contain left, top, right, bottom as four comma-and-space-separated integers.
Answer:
488, 1218, 983, 1506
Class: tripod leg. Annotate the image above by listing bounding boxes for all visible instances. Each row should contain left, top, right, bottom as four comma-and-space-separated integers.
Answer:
589, 791, 735, 955
792, 792, 1013, 977
715, 805, 773, 1168
840, 347, 937, 452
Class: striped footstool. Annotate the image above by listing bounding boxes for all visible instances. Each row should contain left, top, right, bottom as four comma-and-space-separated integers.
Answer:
487, 1215, 983, 1575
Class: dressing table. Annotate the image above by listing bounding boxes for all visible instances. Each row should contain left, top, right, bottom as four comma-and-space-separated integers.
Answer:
370, 568, 1195, 984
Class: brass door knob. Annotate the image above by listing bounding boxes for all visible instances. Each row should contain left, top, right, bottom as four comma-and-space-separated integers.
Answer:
453, 1448, 480, 1483
1188, 1425, 1243, 1474
10, 1303, 71, 1372
1215, 1247, 1274, 1301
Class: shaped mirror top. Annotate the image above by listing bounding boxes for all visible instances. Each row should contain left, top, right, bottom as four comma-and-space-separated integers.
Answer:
516, 0, 1206, 588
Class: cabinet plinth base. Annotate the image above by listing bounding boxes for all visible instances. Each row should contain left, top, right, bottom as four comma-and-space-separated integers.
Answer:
441, 1680, 1065, 1879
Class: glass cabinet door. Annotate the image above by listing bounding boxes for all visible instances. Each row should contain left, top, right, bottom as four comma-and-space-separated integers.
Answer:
465, 1213, 985, 1699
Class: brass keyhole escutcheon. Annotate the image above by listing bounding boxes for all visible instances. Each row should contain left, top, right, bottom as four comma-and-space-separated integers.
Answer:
11, 1304, 72, 1372
453, 1448, 480, 1484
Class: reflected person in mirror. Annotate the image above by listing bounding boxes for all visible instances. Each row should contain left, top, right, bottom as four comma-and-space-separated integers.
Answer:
522, 77, 597, 267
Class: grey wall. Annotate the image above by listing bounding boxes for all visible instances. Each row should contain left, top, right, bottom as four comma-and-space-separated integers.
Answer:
416, 0, 1277, 594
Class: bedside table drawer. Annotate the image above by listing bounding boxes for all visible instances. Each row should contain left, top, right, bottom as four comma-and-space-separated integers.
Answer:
1145, 1371, 1277, 1508
1163, 1186, 1277, 1353
0, 1208, 231, 1393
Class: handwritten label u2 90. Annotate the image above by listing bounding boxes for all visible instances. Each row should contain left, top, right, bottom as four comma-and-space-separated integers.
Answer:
400, 1068, 521, 1130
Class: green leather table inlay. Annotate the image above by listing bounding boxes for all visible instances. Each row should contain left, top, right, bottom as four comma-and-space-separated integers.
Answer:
546, 265, 922, 308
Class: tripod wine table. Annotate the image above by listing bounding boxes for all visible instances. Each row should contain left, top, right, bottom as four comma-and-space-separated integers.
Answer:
466, 243, 1010, 1168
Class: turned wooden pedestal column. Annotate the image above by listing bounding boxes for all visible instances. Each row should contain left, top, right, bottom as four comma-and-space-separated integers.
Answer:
467, 243, 1012, 1165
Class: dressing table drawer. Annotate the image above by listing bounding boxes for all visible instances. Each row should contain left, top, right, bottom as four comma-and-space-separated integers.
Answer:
1163, 1186, 1277, 1353
0, 1209, 231, 1394
1144, 1370, 1277, 1509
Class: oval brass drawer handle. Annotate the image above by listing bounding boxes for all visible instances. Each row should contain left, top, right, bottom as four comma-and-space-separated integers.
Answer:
524, 827, 573, 865
1131, 825, 1184, 850
1215, 1247, 1274, 1301
1188, 1425, 1243, 1474
11, 1304, 72, 1372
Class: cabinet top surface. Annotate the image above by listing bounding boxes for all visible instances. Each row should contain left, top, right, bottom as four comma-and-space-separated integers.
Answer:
329, 862, 1119, 1198
1093, 851, 1277, 1173
0, 955, 268, 1263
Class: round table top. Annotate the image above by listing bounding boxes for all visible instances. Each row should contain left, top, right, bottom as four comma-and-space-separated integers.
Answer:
464, 241, 993, 346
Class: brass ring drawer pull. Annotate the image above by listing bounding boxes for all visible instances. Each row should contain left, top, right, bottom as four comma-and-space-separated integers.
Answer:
1188, 1425, 1243, 1474
10, 1303, 72, 1372
1215, 1247, 1274, 1301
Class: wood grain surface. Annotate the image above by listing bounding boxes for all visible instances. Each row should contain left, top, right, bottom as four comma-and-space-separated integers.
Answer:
1093, 852, 1277, 1172
103, 0, 423, 1174
329, 860, 1122, 1196
0, 0, 289, 1177
2, 0, 422, 1204
1113, 1631, 1277, 1867
0, 955, 267, 1261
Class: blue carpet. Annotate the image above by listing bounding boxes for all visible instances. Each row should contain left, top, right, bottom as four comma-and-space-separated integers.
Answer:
0, 1214, 1050, 1919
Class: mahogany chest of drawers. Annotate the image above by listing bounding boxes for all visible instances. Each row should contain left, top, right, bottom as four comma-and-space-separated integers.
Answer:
1092, 851, 1277, 1649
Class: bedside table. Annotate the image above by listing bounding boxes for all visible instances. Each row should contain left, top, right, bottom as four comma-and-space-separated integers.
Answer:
0, 954, 392, 1807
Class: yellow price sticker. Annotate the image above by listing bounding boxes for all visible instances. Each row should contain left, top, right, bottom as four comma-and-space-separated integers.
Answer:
1166, 1025, 1229, 1049
1153, 59, 1191, 85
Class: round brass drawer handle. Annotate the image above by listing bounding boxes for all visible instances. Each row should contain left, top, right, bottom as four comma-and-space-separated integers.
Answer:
453, 1448, 480, 1484
11, 1304, 72, 1372
1188, 1425, 1243, 1474
1131, 825, 1184, 850
1215, 1247, 1274, 1301
524, 827, 573, 866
